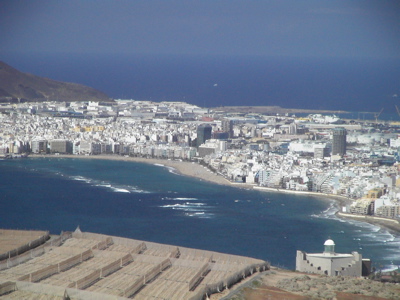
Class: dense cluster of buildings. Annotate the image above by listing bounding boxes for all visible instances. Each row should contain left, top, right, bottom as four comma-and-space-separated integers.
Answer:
1, 100, 400, 220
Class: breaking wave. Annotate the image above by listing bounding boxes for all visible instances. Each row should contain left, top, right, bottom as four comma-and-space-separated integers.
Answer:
161, 197, 198, 201
311, 200, 400, 271
153, 163, 181, 176
70, 175, 150, 193
160, 201, 214, 219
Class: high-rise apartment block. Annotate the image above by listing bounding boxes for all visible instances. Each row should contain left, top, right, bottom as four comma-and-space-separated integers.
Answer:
50, 140, 73, 154
31, 140, 48, 154
196, 124, 212, 147
221, 119, 234, 138
332, 127, 347, 156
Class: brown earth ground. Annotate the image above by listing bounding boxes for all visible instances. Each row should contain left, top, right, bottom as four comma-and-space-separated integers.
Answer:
215, 268, 400, 300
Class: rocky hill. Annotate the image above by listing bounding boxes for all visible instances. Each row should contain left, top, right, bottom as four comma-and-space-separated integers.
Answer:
0, 61, 111, 103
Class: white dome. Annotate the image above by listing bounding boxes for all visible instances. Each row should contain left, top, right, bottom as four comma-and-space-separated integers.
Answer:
324, 239, 335, 246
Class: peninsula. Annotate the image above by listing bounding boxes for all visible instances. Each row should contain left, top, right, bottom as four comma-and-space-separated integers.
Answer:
0, 61, 111, 103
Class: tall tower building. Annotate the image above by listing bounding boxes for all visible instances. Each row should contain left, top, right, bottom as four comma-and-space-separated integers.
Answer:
221, 119, 234, 138
196, 124, 212, 147
288, 123, 297, 135
332, 127, 347, 156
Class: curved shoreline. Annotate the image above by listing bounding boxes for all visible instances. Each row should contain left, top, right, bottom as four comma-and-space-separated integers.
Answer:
29, 154, 400, 235
30, 154, 253, 188
337, 212, 400, 234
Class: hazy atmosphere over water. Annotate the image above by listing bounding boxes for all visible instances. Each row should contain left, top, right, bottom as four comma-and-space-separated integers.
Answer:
2, 0, 399, 58
1, 1, 400, 111
2, 53, 400, 113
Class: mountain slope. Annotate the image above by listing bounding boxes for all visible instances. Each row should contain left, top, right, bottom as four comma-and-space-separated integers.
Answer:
0, 61, 111, 102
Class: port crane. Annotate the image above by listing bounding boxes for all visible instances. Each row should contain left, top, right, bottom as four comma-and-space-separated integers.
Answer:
374, 108, 384, 123
395, 105, 400, 119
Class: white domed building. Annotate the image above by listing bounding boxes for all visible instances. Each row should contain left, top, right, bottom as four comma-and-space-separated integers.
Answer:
296, 239, 368, 277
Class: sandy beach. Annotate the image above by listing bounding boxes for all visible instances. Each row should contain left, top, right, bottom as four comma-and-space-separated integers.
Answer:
30, 154, 400, 235
32, 154, 255, 188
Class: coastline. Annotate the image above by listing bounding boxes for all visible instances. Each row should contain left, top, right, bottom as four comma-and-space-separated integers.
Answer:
337, 212, 400, 235
31, 154, 252, 188
29, 154, 400, 235
254, 186, 353, 208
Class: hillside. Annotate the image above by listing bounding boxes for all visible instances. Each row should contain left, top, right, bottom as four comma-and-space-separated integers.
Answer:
0, 61, 111, 103
219, 268, 400, 299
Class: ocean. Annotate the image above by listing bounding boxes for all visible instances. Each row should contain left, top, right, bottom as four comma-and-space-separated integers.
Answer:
1, 157, 399, 271
2, 53, 400, 113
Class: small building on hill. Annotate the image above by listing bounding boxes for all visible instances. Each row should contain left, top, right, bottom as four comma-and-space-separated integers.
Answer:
296, 239, 367, 277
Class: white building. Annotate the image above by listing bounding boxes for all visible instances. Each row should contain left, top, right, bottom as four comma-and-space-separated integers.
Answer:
288, 141, 329, 155
296, 239, 364, 277
31, 140, 48, 154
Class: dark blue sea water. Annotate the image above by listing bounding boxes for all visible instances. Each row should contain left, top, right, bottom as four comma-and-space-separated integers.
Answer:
1, 157, 399, 271
2, 53, 400, 112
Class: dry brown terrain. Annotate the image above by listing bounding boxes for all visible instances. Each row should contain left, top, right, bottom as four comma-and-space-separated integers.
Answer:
221, 268, 400, 300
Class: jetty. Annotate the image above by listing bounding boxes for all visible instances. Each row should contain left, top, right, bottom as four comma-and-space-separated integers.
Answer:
0, 229, 269, 299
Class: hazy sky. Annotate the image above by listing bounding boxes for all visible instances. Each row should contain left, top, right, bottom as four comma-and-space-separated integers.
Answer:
1, 0, 399, 58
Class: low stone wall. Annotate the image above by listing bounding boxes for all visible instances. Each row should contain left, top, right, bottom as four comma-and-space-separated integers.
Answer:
123, 258, 172, 297
0, 230, 50, 261
188, 261, 270, 300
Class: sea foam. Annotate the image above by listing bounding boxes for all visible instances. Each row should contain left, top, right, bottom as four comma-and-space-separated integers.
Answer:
69, 175, 149, 194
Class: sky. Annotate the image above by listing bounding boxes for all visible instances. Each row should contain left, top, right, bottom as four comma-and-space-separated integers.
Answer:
1, 0, 400, 59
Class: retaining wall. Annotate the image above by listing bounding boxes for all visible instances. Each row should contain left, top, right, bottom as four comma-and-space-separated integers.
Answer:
188, 261, 270, 300
189, 262, 211, 291
123, 258, 172, 297
0, 281, 16, 296
18, 249, 94, 283
0, 231, 50, 261
0, 231, 72, 271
